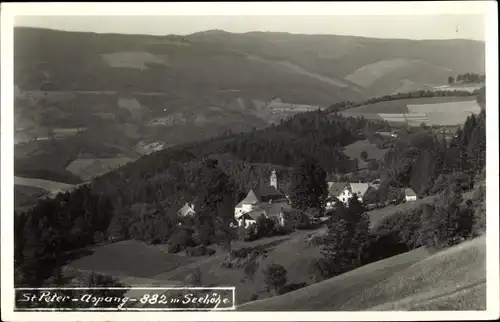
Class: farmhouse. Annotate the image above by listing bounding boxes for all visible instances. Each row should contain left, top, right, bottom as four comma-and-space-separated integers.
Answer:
326, 182, 371, 208
404, 188, 418, 202
234, 170, 298, 228
178, 202, 195, 217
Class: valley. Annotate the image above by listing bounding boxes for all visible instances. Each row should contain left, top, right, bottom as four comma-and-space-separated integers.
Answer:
12, 26, 488, 313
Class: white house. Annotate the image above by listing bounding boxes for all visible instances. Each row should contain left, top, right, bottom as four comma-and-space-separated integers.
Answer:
234, 170, 292, 228
178, 202, 195, 217
404, 188, 418, 202
326, 182, 371, 208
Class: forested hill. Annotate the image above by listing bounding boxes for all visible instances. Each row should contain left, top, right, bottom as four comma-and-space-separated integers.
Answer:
15, 88, 486, 288
90, 111, 370, 208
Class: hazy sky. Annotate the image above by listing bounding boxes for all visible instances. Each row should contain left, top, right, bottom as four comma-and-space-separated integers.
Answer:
15, 14, 486, 41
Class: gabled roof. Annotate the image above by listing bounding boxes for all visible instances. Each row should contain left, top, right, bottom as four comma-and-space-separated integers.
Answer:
328, 182, 349, 196
178, 203, 195, 217
236, 185, 285, 207
405, 188, 417, 197
239, 189, 260, 205
349, 183, 370, 197
255, 185, 284, 200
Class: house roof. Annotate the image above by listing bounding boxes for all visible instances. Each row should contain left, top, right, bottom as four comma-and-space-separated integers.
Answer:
255, 185, 285, 200
178, 203, 195, 217
350, 183, 370, 197
328, 182, 349, 196
405, 188, 417, 197
239, 189, 260, 205
236, 185, 285, 207
238, 213, 259, 222
244, 200, 291, 220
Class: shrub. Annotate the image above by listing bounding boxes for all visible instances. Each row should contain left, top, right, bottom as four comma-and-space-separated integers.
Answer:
218, 261, 233, 269
167, 229, 195, 254
263, 264, 288, 294
308, 258, 330, 283
185, 267, 202, 286
256, 215, 276, 238
306, 232, 326, 247
249, 294, 259, 301
278, 282, 308, 295
243, 258, 259, 282
186, 245, 216, 257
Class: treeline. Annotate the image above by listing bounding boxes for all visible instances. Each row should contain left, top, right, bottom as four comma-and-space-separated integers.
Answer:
363, 109, 486, 204
312, 165, 485, 282
14, 186, 114, 286
448, 73, 485, 84
328, 88, 481, 112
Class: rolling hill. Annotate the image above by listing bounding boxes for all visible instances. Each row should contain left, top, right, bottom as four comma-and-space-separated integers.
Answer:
238, 235, 486, 311
14, 27, 485, 187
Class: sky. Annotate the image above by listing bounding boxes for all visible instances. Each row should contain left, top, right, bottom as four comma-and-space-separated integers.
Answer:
14, 14, 486, 41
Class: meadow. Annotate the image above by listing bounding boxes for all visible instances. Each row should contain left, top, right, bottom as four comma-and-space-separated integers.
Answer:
238, 236, 485, 311
339, 96, 480, 127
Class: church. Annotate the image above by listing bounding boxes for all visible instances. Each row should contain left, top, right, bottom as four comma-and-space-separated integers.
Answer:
234, 170, 296, 228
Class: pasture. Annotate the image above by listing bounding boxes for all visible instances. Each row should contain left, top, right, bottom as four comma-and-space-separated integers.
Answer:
14, 185, 48, 209
101, 52, 170, 70
66, 157, 134, 181
66, 240, 196, 279
238, 236, 485, 311
339, 96, 480, 127
14, 175, 75, 192
345, 59, 419, 88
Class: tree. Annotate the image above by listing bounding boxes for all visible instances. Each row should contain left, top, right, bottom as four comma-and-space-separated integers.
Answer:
263, 264, 288, 295
194, 159, 235, 252
243, 258, 259, 282
320, 195, 369, 277
289, 157, 328, 213
360, 150, 369, 161
256, 215, 276, 238
448, 76, 455, 84
419, 184, 468, 248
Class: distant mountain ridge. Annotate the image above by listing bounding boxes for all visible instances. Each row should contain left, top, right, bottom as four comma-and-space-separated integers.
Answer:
14, 26, 484, 185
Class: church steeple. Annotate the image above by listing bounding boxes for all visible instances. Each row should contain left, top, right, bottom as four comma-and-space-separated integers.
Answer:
270, 170, 278, 189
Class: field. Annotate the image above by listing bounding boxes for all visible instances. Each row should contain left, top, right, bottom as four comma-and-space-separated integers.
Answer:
14, 175, 75, 192
66, 240, 197, 279
339, 96, 480, 127
238, 236, 485, 311
342, 139, 388, 169
433, 84, 484, 93
66, 157, 135, 181
14, 185, 48, 209
345, 59, 421, 88
64, 228, 325, 305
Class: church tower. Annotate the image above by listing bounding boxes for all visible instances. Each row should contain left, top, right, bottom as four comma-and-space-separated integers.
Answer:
270, 170, 278, 189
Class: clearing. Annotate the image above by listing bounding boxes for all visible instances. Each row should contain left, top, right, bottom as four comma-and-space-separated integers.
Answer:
339, 96, 479, 127
101, 52, 170, 70
66, 157, 134, 181
238, 236, 485, 311
14, 176, 74, 192
342, 139, 388, 169
345, 59, 420, 88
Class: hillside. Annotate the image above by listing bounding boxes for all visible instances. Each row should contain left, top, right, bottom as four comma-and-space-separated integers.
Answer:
14, 27, 485, 184
238, 236, 485, 311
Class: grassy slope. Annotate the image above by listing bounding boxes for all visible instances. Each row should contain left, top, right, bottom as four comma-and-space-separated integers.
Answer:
340, 96, 477, 115
66, 240, 196, 279
238, 236, 485, 311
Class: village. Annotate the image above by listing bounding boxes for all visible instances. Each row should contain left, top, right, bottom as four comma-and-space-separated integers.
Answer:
177, 170, 418, 233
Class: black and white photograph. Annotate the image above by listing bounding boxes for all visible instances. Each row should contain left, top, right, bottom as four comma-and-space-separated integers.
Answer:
1, 2, 499, 321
